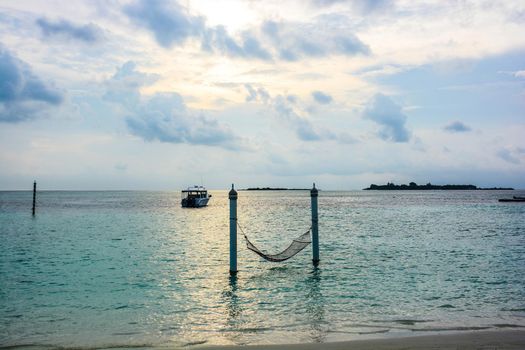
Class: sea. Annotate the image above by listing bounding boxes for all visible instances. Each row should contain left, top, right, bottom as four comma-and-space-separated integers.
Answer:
1, 189, 525, 349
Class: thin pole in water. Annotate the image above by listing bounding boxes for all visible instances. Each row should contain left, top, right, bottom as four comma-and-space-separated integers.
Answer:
32, 181, 36, 216
311, 183, 319, 265
229, 184, 238, 275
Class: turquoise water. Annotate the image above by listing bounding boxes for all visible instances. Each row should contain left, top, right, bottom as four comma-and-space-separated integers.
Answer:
1, 190, 525, 348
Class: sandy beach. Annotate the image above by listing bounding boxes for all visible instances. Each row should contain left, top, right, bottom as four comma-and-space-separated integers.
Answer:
201, 330, 525, 350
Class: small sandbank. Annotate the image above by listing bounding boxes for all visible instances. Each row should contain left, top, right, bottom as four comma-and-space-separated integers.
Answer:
199, 330, 525, 350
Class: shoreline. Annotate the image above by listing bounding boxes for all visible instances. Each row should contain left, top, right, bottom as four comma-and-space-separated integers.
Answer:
199, 329, 525, 350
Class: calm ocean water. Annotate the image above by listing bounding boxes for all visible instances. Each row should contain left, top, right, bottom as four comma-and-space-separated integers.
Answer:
1, 190, 525, 348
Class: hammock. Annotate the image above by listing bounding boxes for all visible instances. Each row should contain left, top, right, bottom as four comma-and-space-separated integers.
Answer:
238, 223, 311, 262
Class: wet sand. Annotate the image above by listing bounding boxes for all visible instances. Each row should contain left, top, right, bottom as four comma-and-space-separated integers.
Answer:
200, 329, 525, 350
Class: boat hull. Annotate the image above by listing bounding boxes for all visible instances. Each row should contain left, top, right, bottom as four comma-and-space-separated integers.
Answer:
181, 197, 210, 208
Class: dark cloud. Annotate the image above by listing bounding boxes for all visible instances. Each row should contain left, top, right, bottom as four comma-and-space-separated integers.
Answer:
312, 91, 333, 104
357, 0, 391, 11
311, 0, 391, 12
286, 95, 298, 104
125, 0, 271, 60
245, 84, 257, 102
273, 95, 325, 141
443, 121, 472, 133
103, 61, 159, 106
123, 1, 369, 62
114, 163, 128, 172
311, 0, 347, 6
363, 94, 411, 142
335, 36, 370, 55
261, 20, 279, 39
36, 18, 103, 43
296, 119, 325, 141
497, 148, 520, 164
239, 33, 272, 60
278, 48, 299, 61
0, 45, 63, 123
338, 132, 358, 144
245, 85, 348, 142
262, 20, 369, 61
106, 62, 242, 150
244, 84, 270, 104
204, 27, 271, 60
124, 0, 204, 48
126, 93, 240, 149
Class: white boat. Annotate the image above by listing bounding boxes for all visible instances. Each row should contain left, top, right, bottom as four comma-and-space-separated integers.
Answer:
181, 186, 212, 207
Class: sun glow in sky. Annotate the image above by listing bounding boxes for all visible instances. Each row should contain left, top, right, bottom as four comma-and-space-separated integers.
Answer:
0, 0, 524, 190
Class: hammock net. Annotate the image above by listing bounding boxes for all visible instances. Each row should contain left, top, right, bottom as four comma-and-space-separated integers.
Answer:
239, 224, 312, 262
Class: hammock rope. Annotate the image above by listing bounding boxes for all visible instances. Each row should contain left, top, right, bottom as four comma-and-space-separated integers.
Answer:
237, 222, 312, 262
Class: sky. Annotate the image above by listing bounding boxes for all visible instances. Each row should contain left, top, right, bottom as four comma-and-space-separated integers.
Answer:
0, 0, 524, 190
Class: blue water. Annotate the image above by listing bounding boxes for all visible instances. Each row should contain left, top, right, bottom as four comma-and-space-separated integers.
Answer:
1, 190, 525, 348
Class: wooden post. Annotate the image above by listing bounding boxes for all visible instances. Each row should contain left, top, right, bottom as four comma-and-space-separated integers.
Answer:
32, 181, 36, 216
311, 183, 319, 265
229, 184, 238, 275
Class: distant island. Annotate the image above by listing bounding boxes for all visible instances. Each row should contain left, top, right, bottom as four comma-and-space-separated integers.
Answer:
243, 187, 311, 191
363, 182, 514, 190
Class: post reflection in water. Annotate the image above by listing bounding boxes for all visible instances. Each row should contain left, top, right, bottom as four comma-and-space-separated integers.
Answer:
305, 266, 326, 343
226, 275, 241, 320
221, 274, 244, 344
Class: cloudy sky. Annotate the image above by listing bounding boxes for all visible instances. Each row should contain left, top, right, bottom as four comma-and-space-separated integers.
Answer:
1, 0, 524, 190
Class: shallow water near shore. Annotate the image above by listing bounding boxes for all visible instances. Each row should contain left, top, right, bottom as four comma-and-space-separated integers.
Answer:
1, 190, 525, 348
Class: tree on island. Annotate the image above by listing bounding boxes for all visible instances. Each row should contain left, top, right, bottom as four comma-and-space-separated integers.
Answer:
363, 182, 513, 190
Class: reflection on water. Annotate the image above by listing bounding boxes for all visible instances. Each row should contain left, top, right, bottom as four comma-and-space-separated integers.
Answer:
219, 266, 327, 345
222, 274, 244, 345
305, 267, 326, 343
225, 275, 241, 321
